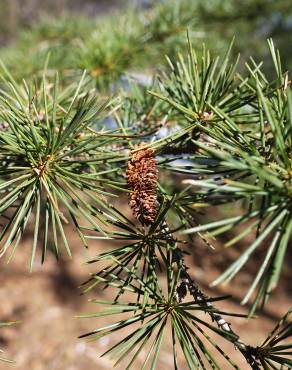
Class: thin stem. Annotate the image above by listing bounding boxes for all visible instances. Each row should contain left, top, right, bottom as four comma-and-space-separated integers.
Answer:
161, 221, 262, 370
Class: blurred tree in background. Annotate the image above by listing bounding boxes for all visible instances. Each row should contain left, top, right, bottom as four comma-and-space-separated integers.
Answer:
0, 0, 292, 83
0, 0, 126, 44
0, 0, 292, 79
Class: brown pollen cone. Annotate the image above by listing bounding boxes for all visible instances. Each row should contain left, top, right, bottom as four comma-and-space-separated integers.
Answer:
127, 143, 158, 225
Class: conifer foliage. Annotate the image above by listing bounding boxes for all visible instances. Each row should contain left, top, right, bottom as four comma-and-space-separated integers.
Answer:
79, 39, 292, 369
0, 5, 291, 370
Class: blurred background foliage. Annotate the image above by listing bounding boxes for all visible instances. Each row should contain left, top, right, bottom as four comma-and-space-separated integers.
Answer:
0, 0, 292, 88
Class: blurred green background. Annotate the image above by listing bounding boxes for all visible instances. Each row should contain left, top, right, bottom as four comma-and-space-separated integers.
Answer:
0, 0, 127, 44
0, 0, 292, 87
